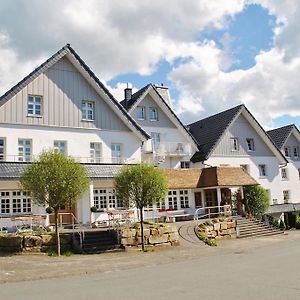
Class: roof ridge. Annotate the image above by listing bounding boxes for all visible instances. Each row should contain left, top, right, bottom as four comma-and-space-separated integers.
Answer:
188, 104, 244, 126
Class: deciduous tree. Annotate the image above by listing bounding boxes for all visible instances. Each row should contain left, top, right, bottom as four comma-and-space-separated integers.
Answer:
114, 163, 168, 251
20, 151, 90, 256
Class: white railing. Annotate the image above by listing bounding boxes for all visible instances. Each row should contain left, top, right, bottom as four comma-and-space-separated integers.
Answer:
1, 155, 138, 164
194, 205, 232, 220
142, 141, 192, 156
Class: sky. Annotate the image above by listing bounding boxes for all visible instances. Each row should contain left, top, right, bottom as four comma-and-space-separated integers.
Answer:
0, 0, 300, 130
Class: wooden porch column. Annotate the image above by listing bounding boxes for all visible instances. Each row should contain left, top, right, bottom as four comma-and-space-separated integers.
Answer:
217, 188, 222, 212
201, 190, 206, 209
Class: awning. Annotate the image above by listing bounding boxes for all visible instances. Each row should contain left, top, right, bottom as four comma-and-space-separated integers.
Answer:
163, 166, 257, 189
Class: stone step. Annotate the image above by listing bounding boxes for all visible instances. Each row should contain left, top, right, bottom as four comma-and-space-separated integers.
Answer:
238, 230, 284, 238
81, 244, 124, 254
234, 216, 283, 238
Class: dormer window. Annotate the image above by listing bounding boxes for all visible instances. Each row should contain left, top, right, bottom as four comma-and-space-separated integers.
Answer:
149, 107, 158, 121
284, 147, 291, 157
82, 101, 95, 121
28, 95, 42, 116
246, 138, 255, 151
137, 106, 145, 120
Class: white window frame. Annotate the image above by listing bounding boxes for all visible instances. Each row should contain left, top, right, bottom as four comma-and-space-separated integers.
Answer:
0, 137, 5, 161
27, 95, 42, 117
258, 164, 267, 177
281, 168, 288, 180
230, 137, 239, 151
246, 138, 255, 152
136, 106, 145, 120
284, 147, 291, 157
0, 191, 32, 214
167, 190, 178, 210
293, 146, 299, 158
283, 190, 290, 204
93, 189, 123, 211
81, 100, 95, 121
151, 132, 160, 152
90, 142, 102, 163
111, 143, 122, 163
54, 140, 67, 155
180, 161, 190, 169
18, 139, 32, 162
179, 190, 189, 209
149, 107, 158, 121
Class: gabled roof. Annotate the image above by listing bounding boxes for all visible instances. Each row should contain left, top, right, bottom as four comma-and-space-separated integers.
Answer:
189, 104, 287, 164
120, 84, 150, 110
0, 44, 149, 140
120, 84, 199, 147
162, 166, 257, 189
189, 105, 244, 162
267, 124, 295, 149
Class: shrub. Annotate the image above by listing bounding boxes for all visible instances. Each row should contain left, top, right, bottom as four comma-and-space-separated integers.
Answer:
206, 239, 217, 247
295, 216, 300, 229
196, 230, 218, 247
244, 185, 270, 218
45, 206, 54, 214
90, 206, 98, 213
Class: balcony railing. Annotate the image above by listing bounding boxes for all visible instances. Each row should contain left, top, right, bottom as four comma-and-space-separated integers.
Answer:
142, 141, 192, 156
0, 155, 138, 164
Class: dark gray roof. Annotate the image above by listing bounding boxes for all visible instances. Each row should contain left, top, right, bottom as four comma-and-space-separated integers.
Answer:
120, 84, 199, 146
267, 203, 300, 214
0, 162, 125, 180
267, 124, 294, 149
0, 44, 149, 140
189, 105, 244, 162
120, 84, 151, 110
189, 104, 287, 164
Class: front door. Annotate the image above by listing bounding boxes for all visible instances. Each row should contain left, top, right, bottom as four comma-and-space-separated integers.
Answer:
205, 189, 218, 215
194, 192, 202, 208
49, 202, 77, 225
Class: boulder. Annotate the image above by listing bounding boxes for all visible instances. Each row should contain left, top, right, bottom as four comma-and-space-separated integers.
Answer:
149, 234, 169, 245
220, 222, 228, 230
24, 235, 43, 248
213, 223, 220, 231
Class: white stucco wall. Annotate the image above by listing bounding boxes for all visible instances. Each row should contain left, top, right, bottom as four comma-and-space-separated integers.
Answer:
193, 156, 283, 204
0, 123, 142, 163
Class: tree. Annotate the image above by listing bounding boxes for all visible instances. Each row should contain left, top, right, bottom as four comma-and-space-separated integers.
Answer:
244, 185, 270, 219
114, 163, 168, 251
20, 151, 90, 256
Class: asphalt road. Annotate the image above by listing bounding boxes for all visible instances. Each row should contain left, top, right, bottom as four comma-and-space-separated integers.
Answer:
1, 233, 300, 300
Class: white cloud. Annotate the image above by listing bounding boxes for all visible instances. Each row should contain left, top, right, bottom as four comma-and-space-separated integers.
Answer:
0, 0, 245, 93
0, 0, 299, 129
170, 1, 300, 127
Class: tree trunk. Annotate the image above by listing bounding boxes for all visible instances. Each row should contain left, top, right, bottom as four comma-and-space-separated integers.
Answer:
54, 209, 61, 256
140, 207, 145, 251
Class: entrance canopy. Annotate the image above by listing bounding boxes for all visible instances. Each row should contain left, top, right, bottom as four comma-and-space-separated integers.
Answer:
163, 166, 257, 189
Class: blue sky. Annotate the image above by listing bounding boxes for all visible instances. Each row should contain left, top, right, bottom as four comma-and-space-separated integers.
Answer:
0, 1, 299, 130
106, 3, 300, 129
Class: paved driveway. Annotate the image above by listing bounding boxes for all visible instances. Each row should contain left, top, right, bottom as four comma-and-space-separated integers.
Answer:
1, 231, 300, 299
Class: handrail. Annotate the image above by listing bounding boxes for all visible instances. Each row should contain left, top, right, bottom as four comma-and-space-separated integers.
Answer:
194, 205, 232, 221
50, 212, 85, 250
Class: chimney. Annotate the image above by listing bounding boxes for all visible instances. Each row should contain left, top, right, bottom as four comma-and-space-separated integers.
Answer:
124, 84, 132, 106
154, 84, 172, 107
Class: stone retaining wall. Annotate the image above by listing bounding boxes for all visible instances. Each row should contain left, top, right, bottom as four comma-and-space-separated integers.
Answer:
120, 224, 180, 247
198, 218, 237, 240
0, 234, 72, 253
